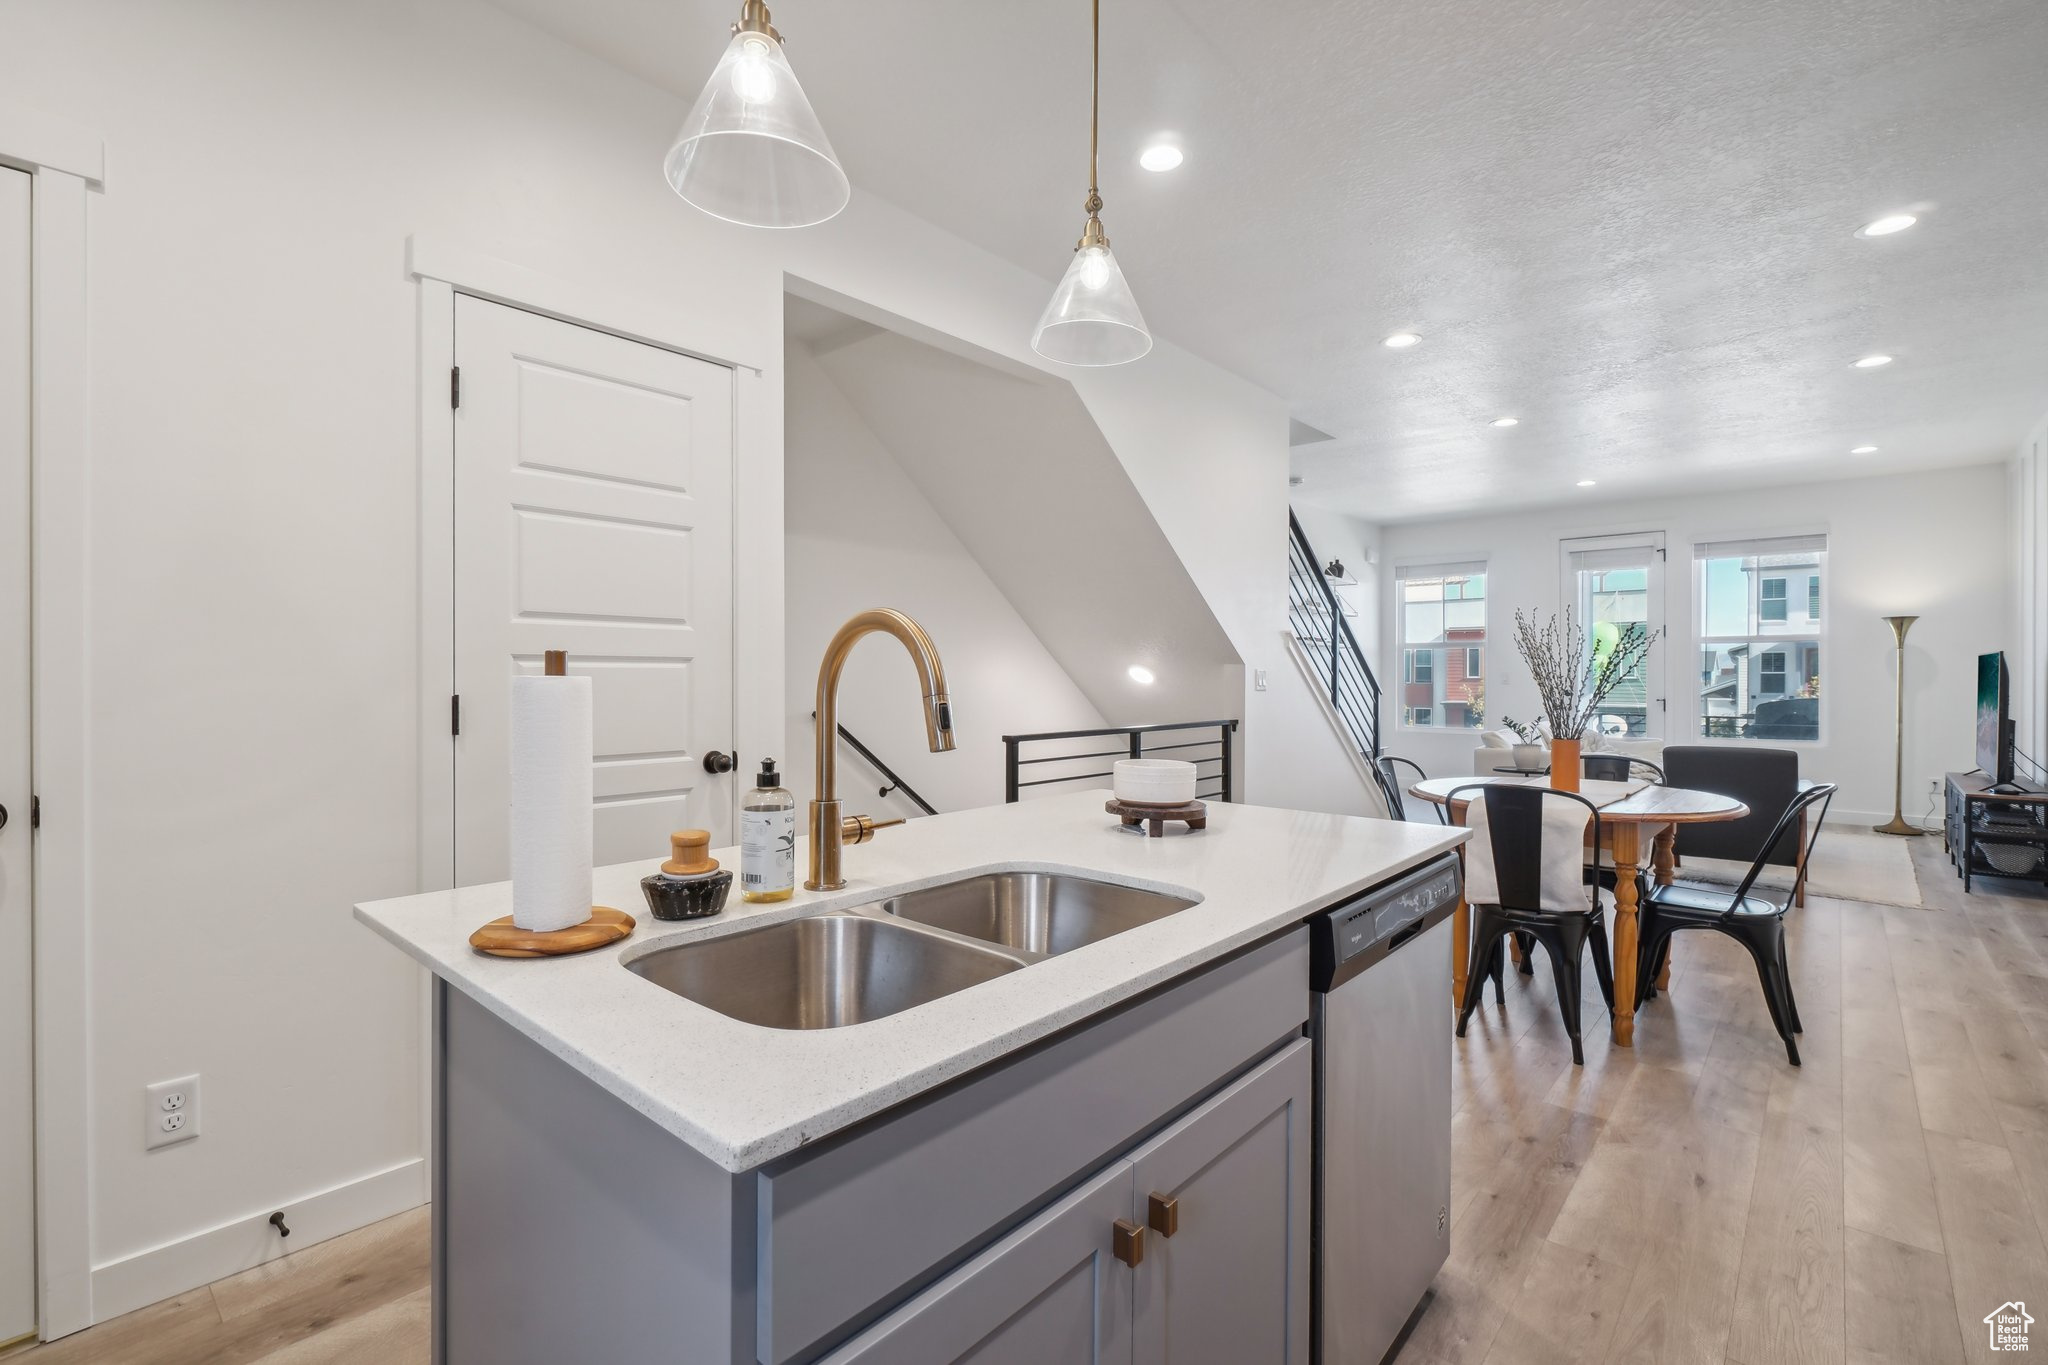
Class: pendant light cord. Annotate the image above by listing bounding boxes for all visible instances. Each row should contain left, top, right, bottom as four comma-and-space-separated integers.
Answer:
1086, 0, 1103, 215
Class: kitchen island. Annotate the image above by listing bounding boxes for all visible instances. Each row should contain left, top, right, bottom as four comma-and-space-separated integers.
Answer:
357, 790, 1466, 1364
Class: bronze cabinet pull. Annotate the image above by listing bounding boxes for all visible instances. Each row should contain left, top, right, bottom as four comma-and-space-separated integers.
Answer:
1146, 1192, 1178, 1237
1112, 1218, 1146, 1267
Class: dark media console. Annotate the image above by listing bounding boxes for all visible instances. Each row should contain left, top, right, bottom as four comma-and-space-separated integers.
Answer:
1945, 771, 2048, 893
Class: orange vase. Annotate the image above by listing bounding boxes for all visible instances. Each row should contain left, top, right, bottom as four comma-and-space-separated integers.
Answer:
1550, 738, 1582, 792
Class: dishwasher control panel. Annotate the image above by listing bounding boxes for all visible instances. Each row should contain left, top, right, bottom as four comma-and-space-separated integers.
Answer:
1311, 854, 1462, 989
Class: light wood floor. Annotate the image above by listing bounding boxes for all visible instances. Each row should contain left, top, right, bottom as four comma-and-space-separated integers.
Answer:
1397, 833, 2048, 1365
19, 836, 2048, 1365
5, 1206, 428, 1365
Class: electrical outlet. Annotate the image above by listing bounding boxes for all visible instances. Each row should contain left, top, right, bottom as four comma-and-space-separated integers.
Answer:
146, 1075, 201, 1150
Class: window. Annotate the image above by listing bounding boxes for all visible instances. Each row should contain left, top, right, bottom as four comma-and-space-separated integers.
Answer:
1759, 651, 1787, 694
1396, 561, 1486, 729
1695, 534, 1825, 741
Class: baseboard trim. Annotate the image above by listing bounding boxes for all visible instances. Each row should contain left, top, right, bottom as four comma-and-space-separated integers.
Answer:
86, 1158, 426, 1328
1831, 807, 1939, 833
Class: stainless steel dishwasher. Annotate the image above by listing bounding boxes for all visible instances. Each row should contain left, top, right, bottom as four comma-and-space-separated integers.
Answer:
1310, 853, 1461, 1365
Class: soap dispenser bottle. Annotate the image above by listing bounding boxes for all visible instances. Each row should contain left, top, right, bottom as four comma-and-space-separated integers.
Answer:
740, 758, 796, 902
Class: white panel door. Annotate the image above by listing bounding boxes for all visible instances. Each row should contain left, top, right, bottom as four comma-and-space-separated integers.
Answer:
453, 296, 736, 887
0, 165, 35, 1345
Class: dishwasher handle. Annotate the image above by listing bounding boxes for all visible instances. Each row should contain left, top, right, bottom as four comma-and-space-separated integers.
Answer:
1382, 917, 1429, 954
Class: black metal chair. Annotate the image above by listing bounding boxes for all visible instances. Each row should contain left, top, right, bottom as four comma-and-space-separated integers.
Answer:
1451, 783, 1616, 1065
1635, 782, 1837, 1066
1378, 755, 1445, 825
1583, 753, 1665, 784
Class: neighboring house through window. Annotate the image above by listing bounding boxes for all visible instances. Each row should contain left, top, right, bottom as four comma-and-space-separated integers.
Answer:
1695, 533, 1825, 741
1396, 561, 1486, 729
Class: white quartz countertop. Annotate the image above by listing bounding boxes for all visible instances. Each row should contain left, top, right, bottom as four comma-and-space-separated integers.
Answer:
355, 791, 1466, 1172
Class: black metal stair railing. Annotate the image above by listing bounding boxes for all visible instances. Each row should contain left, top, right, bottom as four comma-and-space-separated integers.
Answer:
1002, 721, 1237, 804
1286, 510, 1400, 814
816, 713, 940, 816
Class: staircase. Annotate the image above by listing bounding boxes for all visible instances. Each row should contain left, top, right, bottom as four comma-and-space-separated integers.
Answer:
1286, 510, 1401, 815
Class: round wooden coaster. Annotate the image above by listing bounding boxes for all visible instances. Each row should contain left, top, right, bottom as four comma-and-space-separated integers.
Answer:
1105, 798, 1207, 838
470, 906, 635, 958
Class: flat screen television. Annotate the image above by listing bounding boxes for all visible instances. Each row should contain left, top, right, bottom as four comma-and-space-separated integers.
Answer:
1977, 651, 2014, 785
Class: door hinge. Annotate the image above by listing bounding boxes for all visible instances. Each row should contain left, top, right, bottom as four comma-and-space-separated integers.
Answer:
450, 694, 461, 737
30, 795, 38, 830
450, 366, 461, 410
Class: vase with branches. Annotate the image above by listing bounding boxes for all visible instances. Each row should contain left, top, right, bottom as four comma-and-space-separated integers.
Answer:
1511, 607, 1655, 742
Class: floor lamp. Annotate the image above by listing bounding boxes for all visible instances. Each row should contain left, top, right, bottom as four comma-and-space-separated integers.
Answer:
1875, 614, 1925, 836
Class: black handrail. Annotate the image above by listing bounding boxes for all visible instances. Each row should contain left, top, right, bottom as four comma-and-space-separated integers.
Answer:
813, 713, 940, 816
1287, 510, 1399, 814
1002, 720, 1237, 804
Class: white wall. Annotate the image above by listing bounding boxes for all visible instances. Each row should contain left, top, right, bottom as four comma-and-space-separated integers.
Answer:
5, 0, 1324, 1321
1378, 465, 2011, 826
805, 323, 1245, 735
785, 341, 1106, 814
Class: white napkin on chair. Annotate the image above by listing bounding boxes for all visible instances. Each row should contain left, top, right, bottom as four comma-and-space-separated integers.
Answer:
1462, 790, 1596, 913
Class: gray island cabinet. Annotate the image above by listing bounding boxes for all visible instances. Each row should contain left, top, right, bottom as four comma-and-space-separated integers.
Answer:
436, 927, 1311, 1365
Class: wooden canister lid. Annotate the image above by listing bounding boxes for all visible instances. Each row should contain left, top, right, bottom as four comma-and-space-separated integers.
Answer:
663, 829, 718, 876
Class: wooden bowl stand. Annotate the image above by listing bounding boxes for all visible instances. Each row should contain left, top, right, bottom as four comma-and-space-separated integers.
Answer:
1106, 798, 1208, 838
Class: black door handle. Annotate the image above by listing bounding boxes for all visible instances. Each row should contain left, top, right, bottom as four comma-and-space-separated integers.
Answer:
0, 803, 7, 832
702, 751, 736, 775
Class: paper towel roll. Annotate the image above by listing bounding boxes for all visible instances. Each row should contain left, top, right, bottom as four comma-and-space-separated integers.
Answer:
510, 673, 594, 933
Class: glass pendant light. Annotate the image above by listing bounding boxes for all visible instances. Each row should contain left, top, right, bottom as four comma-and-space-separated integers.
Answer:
1031, 0, 1152, 366
663, 0, 850, 229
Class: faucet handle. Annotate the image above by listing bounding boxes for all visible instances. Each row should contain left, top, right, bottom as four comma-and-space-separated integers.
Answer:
839, 814, 905, 846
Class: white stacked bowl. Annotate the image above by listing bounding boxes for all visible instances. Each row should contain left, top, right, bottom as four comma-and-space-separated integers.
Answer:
1113, 759, 1198, 806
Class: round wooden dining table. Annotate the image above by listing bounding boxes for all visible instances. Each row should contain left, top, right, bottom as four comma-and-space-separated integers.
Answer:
1407, 775, 1749, 1046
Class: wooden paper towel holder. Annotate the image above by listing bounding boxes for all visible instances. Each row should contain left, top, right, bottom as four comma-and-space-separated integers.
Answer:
469, 907, 634, 959
471, 649, 635, 958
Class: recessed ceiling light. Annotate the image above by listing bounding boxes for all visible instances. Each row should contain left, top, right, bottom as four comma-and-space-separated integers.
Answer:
1490, 417, 1519, 427
1139, 143, 1183, 172
1127, 664, 1156, 685
1851, 445, 1878, 454
1576, 479, 1597, 488
1853, 354, 1894, 368
1382, 332, 1422, 349
1856, 214, 1917, 238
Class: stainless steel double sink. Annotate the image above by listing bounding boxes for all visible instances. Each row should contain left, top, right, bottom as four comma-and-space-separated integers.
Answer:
626, 871, 1200, 1030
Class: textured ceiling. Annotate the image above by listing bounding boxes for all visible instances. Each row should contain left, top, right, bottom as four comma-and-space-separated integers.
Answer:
489, 0, 2048, 522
